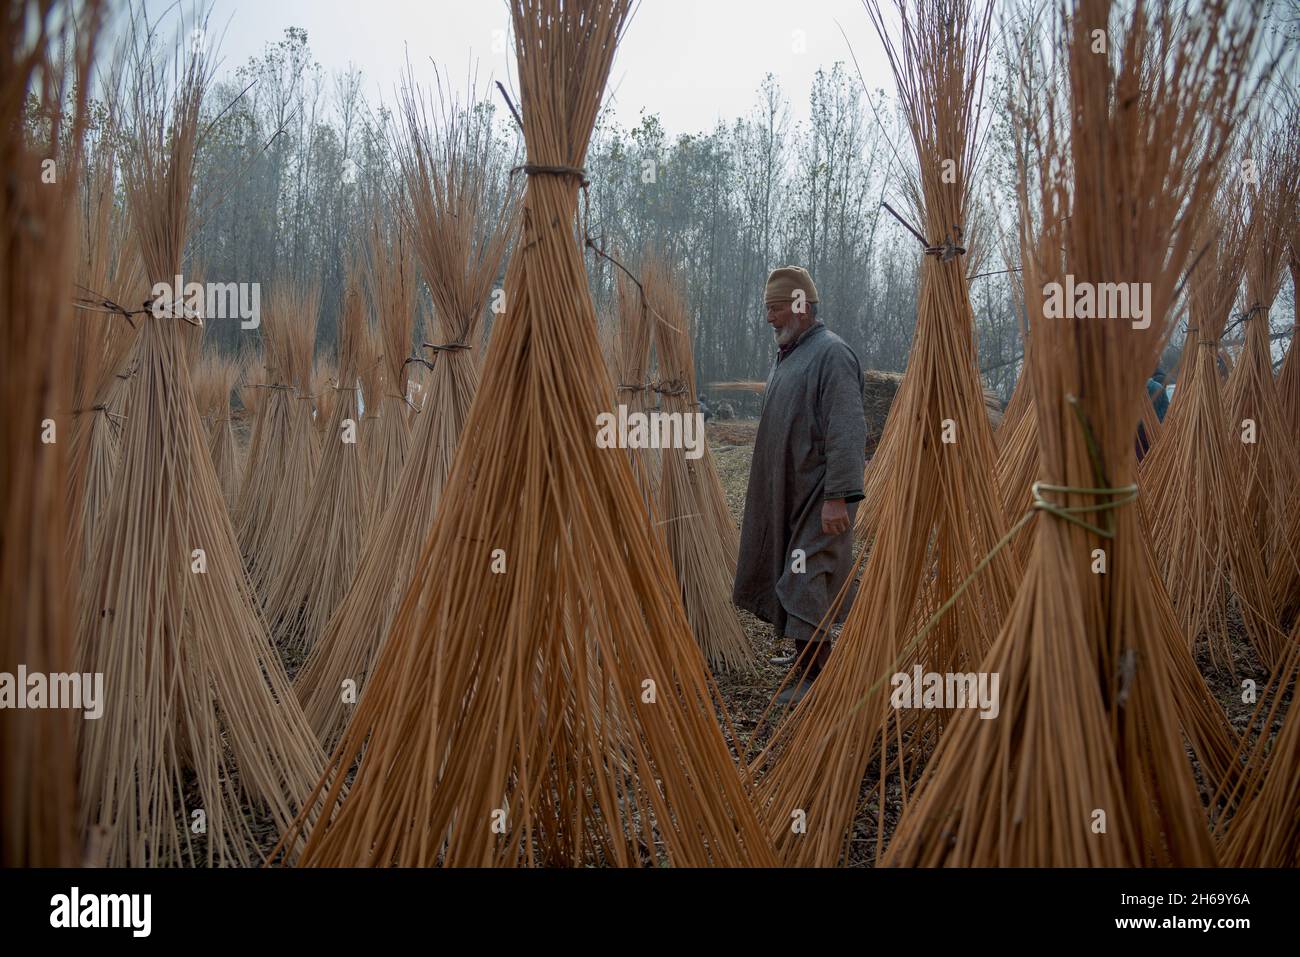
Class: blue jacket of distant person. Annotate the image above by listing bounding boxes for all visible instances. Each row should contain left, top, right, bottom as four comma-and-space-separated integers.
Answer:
1147, 377, 1169, 422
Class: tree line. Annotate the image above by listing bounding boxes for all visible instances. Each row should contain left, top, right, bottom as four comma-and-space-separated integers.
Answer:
83, 25, 1294, 399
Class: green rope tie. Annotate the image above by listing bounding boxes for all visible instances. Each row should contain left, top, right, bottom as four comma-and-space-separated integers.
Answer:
1031, 480, 1139, 539
807, 478, 1140, 749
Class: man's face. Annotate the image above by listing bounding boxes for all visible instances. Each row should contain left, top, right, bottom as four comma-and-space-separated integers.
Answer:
767, 299, 809, 346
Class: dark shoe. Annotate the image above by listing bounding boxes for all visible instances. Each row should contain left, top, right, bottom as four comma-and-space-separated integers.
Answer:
771, 637, 810, 669
774, 677, 814, 707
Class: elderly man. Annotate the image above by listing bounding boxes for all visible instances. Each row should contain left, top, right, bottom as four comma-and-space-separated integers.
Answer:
733, 266, 866, 706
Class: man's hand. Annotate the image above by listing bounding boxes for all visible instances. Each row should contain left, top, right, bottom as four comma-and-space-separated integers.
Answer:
822, 498, 850, 536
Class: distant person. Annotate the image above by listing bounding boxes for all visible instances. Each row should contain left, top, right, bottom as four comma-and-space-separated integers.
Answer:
1136, 365, 1169, 461
1149, 366, 1169, 421
698, 392, 713, 422
733, 266, 867, 707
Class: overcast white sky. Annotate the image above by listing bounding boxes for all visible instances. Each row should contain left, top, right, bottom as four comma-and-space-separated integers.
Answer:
131, 0, 900, 134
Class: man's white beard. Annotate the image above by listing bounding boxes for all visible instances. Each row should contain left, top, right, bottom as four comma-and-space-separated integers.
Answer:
774, 324, 799, 346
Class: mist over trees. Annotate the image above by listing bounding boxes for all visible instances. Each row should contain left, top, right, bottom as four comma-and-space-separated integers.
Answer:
105, 25, 1289, 397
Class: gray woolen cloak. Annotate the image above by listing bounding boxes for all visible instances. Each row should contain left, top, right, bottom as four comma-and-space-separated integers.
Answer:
733, 321, 866, 642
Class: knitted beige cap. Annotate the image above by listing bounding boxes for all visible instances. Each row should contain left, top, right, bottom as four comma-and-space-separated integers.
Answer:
764, 265, 819, 307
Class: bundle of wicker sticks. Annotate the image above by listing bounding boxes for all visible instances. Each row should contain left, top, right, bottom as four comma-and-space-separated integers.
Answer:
286, 0, 775, 867
1, 0, 105, 868
645, 255, 750, 670
266, 272, 373, 659
294, 71, 519, 748
884, 0, 1254, 867
236, 281, 321, 601
76, 12, 326, 866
